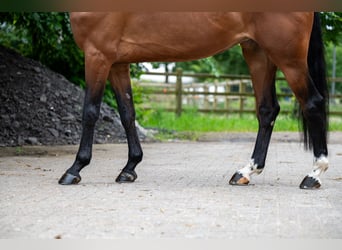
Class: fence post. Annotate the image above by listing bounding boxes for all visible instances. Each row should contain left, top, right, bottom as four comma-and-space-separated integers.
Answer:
175, 68, 183, 117
239, 81, 246, 116
225, 82, 231, 111
204, 85, 209, 110
213, 80, 218, 109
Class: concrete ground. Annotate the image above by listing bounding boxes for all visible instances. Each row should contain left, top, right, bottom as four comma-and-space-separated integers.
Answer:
0, 132, 341, 239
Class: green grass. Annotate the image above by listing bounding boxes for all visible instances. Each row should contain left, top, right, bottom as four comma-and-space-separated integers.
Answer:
140, 109, 256, 132
140, 108, 301, 132
138, 108, 341, 140
329, 116, 342, 131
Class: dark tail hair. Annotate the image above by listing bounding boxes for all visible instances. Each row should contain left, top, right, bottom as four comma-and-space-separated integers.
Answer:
302, 12, 329, 149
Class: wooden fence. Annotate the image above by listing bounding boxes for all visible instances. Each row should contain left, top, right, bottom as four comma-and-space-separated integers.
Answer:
135, 68, 342, 116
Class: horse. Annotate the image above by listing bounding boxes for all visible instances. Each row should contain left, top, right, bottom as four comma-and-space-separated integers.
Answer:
58, 12, 329, 189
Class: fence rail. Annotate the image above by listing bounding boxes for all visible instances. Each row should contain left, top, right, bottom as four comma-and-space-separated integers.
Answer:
135, 69, 342, 116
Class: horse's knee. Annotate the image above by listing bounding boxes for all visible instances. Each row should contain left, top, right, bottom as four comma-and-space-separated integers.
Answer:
257, 103, 280, 128
120, 111, 135, 129
83, 103, 101, 126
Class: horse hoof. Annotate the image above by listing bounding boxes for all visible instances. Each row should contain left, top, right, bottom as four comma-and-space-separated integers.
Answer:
299, 175, 321, 189
58, 172, 81, 185
115, 170, 137, 183
229, 172, 249, 185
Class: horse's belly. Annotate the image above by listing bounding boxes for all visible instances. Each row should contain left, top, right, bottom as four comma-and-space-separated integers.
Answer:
117, 37, 244, 63
115, 13, 249, 63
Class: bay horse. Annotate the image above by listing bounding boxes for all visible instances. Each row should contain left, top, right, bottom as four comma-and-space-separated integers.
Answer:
59, 12, 329, 189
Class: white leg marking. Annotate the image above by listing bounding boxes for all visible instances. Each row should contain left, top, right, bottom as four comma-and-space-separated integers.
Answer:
237, 159, 263, 182
307, 155, 329, 184
309, 155, 329, 177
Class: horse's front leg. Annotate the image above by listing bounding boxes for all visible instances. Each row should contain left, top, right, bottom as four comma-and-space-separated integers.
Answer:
58, 52, 110, 185
108, 64, 143, 183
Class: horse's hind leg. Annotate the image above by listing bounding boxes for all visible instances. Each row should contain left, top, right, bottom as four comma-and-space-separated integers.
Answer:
229, 41, 279, 185
108, 64, 143, 183
284, 68, 328, 189
59, 52, 111, 185
239, 13, 329, 189
282, 68, 328, 189
269, 50, 328, 189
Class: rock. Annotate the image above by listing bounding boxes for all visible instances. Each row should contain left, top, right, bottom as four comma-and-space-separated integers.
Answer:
13, 121, 20, 129
48, 128, 59, 137
25, 137, 38, 145
61, 114, 75, 121
1, 114, 10, 126
40, 94, 47, 102
64, 129, 72, 137
33, 66, 41, 73
103, 115, 114, 122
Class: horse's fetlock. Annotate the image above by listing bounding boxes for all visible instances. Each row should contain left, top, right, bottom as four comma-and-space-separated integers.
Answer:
130, 151, 143, 164
76, 152, 92, 166
314, 155, 329, 173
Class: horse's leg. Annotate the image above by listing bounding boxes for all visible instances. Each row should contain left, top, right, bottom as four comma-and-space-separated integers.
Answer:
229, 41, 279, 185
264, 50, 328, 189
267, 16, 328, 189
235, 13, 328, 189
228, 14, 328, 189
298, 15, 329, 189
282, 69, 328, 189
108, 64, 143, 183
59, 52, 110, 185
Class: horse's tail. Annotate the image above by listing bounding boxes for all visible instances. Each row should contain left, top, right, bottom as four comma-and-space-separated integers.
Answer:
302, 12, 329, 149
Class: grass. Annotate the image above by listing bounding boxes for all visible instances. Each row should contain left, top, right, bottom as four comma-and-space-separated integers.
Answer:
138, 108, 341, 140
140, 109, 299, 132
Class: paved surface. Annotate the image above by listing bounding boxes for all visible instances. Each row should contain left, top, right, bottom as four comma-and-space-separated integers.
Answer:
0, 132, 342, 239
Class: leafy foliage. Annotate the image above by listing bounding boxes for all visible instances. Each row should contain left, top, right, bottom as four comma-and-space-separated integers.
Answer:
0, 12, 84, 84
320, 12, 342, 45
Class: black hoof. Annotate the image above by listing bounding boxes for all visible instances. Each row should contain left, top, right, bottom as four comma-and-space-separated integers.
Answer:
58, 172, 81, 185
115, 170, 137, 183
299, 176, 321, 189
229, 172, 249, 186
